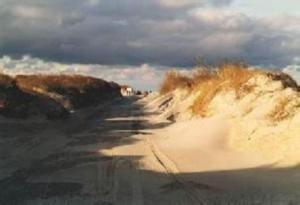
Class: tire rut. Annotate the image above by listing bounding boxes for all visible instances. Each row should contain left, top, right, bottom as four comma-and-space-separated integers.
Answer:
95, 105, 145, 205
146, 136, 207, 205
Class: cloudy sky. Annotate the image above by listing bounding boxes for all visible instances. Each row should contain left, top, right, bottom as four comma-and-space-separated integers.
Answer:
0, 0, 300, 89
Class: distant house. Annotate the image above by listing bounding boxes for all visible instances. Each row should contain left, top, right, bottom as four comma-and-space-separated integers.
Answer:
121, 85, 134, 96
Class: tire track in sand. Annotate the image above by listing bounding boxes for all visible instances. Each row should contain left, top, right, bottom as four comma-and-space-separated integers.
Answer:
146, 136, 208, 205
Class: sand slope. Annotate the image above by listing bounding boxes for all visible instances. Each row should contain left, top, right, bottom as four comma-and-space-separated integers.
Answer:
143, 73, 300, 167
137, 72, 300, 202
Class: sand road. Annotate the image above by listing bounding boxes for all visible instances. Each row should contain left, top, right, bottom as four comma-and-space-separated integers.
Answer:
0, 97, 299, 205
0, 97, 200, 205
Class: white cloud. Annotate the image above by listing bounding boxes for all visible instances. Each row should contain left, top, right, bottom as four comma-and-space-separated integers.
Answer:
12, 5, 45, 19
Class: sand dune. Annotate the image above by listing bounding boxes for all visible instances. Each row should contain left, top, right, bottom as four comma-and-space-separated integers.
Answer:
127, 69, 299, 203
144, 68, 300, 167
1, 68, 300, 204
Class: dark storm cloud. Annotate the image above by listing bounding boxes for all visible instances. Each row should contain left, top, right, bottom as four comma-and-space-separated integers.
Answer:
0, 0, 299, 67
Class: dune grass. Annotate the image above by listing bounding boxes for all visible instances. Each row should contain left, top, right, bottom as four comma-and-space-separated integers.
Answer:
0, 74, 121, 118
159, 62, 300, 120
159, 70, 192, 94
14, 74, 121, 109
159, 63, 260, 116
15, 74, 109, 93
192, 64, 257, 116
268, 97, 292, 122
0, 73, 15, 88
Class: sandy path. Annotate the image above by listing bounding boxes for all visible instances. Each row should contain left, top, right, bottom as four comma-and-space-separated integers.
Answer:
1, 97, 299, 204
0, 97, 196, 205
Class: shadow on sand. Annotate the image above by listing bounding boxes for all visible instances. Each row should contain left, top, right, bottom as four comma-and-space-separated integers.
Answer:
0, 97, 299, 204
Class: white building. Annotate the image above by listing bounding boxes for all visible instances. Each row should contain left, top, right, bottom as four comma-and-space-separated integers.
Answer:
121, 86, 134, 96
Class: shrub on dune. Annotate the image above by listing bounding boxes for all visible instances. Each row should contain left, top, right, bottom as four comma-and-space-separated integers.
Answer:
159, 63, 258, 116
159, 61, 300, 121
159, 70, 192, 94
15, 74, 121, 109
0, 74, 121, 119
192, 63, 258, 116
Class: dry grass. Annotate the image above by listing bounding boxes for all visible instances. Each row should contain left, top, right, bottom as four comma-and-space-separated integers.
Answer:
14, 74, 121, 109
217, 63, 257, 97
15, 74, 108, 93
0, 73, 15, 88
159, 63, 259, 116
191, 78, 220, 116
1, 74, 121, 118
191, 63, 258, 116
268, 97, 291, 122
159, 70, 192, 94
190, 67, 216, 86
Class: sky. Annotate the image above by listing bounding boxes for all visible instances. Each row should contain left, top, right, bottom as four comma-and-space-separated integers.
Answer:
0, 0, 300, 89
